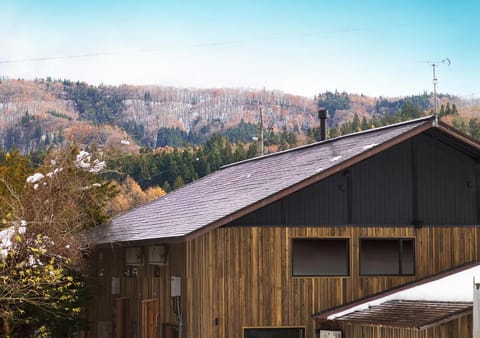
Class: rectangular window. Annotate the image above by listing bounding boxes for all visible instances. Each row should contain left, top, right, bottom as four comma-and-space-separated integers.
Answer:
360, 238, 415, 276
292, 238, 349, 276
244, 327, 305, 338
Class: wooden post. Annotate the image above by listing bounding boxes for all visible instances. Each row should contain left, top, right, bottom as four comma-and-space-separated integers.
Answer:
474, 279, 480, 338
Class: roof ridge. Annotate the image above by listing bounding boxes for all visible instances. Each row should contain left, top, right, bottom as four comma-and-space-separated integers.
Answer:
221, 115, 435, 170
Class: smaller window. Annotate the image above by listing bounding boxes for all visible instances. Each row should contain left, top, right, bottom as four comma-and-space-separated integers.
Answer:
244, 327, 305, 338
292, 238, 349, 276
360, 238, 415, 276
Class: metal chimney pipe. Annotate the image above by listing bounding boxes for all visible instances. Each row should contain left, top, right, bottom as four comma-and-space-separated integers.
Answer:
318, 109, 328, 141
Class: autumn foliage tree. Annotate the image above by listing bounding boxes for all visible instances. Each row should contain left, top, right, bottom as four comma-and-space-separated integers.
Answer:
0, 146, 114, 337
107, 176, 165, 215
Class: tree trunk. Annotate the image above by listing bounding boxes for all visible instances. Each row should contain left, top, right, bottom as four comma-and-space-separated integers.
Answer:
1, 315, 10, 337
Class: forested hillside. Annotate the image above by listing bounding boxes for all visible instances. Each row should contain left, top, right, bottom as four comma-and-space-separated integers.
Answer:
3, 76, 480, 196
0, 78, 316, 152
1, 77, 480, 156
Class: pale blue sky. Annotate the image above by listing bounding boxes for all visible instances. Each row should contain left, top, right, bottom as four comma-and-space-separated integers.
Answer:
1, 0, 478, 98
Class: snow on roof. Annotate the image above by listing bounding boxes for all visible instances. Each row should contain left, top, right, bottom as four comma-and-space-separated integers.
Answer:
92, 117, 436, 244
327, 263, 480, 320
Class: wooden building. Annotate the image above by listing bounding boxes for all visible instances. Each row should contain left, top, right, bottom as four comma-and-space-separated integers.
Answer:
314, 262, 479, 337
88, 116, 480, 338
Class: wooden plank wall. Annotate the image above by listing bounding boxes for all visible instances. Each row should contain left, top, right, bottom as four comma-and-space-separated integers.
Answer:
87, 242, 186, 338
185, 226, 480, 338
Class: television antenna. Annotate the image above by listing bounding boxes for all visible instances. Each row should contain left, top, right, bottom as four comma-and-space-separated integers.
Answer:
430, 58, 451, 116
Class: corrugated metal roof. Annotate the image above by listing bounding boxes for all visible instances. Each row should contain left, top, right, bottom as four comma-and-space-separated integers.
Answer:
315, 261, 480, 321
333, 299, 471, 329
91, 116, 436, 245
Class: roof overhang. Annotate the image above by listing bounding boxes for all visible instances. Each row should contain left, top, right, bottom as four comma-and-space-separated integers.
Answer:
314, 261, 480, 320
326, 299, 472, 330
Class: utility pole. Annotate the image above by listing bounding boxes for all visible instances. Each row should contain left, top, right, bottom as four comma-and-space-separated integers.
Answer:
259, 106, 264, 156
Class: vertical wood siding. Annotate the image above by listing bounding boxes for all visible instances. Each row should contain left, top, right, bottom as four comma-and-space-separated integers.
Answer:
185, 226, 479, 338
87, 242, 185, 338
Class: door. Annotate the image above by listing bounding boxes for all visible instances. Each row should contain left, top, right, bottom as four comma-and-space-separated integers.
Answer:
141, 298, 160, 338
115, 297, 130, 338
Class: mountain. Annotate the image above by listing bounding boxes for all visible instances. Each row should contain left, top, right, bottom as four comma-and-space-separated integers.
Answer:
0, 77, 478, 153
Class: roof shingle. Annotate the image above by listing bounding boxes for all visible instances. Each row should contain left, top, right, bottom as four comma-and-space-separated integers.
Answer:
92, 116, 435, 245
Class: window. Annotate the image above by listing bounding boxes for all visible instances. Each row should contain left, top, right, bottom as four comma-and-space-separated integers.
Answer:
360, 238, 415, 276
244, 327, 305, 338
292, 238, 349, 276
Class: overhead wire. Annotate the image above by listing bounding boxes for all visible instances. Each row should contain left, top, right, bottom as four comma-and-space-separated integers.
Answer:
0, 27, 373, 65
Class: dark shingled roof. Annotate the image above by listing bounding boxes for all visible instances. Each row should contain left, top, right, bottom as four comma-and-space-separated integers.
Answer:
92, 116, 440, 245
333, 299, 472, 329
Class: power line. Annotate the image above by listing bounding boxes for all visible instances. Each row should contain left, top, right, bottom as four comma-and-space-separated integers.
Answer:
0, 27, 373, 65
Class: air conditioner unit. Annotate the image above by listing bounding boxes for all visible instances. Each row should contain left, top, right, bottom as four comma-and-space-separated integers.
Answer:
148, 245, 167, 265
319, 330, 342, 338
125, 247, 143, 266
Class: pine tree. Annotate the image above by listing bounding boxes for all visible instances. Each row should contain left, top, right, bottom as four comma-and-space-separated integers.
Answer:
361, 117, 369, 130
351, 113, 360, 132
173, 176, 185, 190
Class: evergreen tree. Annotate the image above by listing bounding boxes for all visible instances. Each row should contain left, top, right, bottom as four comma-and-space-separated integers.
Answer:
361, 117, 369, 130
162, 181, 171, 193
329, 126, 340, 138
173, 176, 185, 190
233, 144, 247, 162
451, 103, 458, 115
469, 119, 480, 139
351, 113, 360, 132
439, 104, 446, 117
247, 143, 258, 158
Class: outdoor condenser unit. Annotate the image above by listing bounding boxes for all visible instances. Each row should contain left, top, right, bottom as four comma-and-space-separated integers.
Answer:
319, 330, 342, 338
125, 247, 143, 266
148, 245, 167, 265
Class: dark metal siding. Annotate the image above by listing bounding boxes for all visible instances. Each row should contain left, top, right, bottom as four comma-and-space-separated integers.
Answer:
283, 171, 348, 225
351, 141, 413, 224
231, 200, 282, 225
416, 134, 477, 225
229, 135, 478, 227
231, 172, 348, 226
